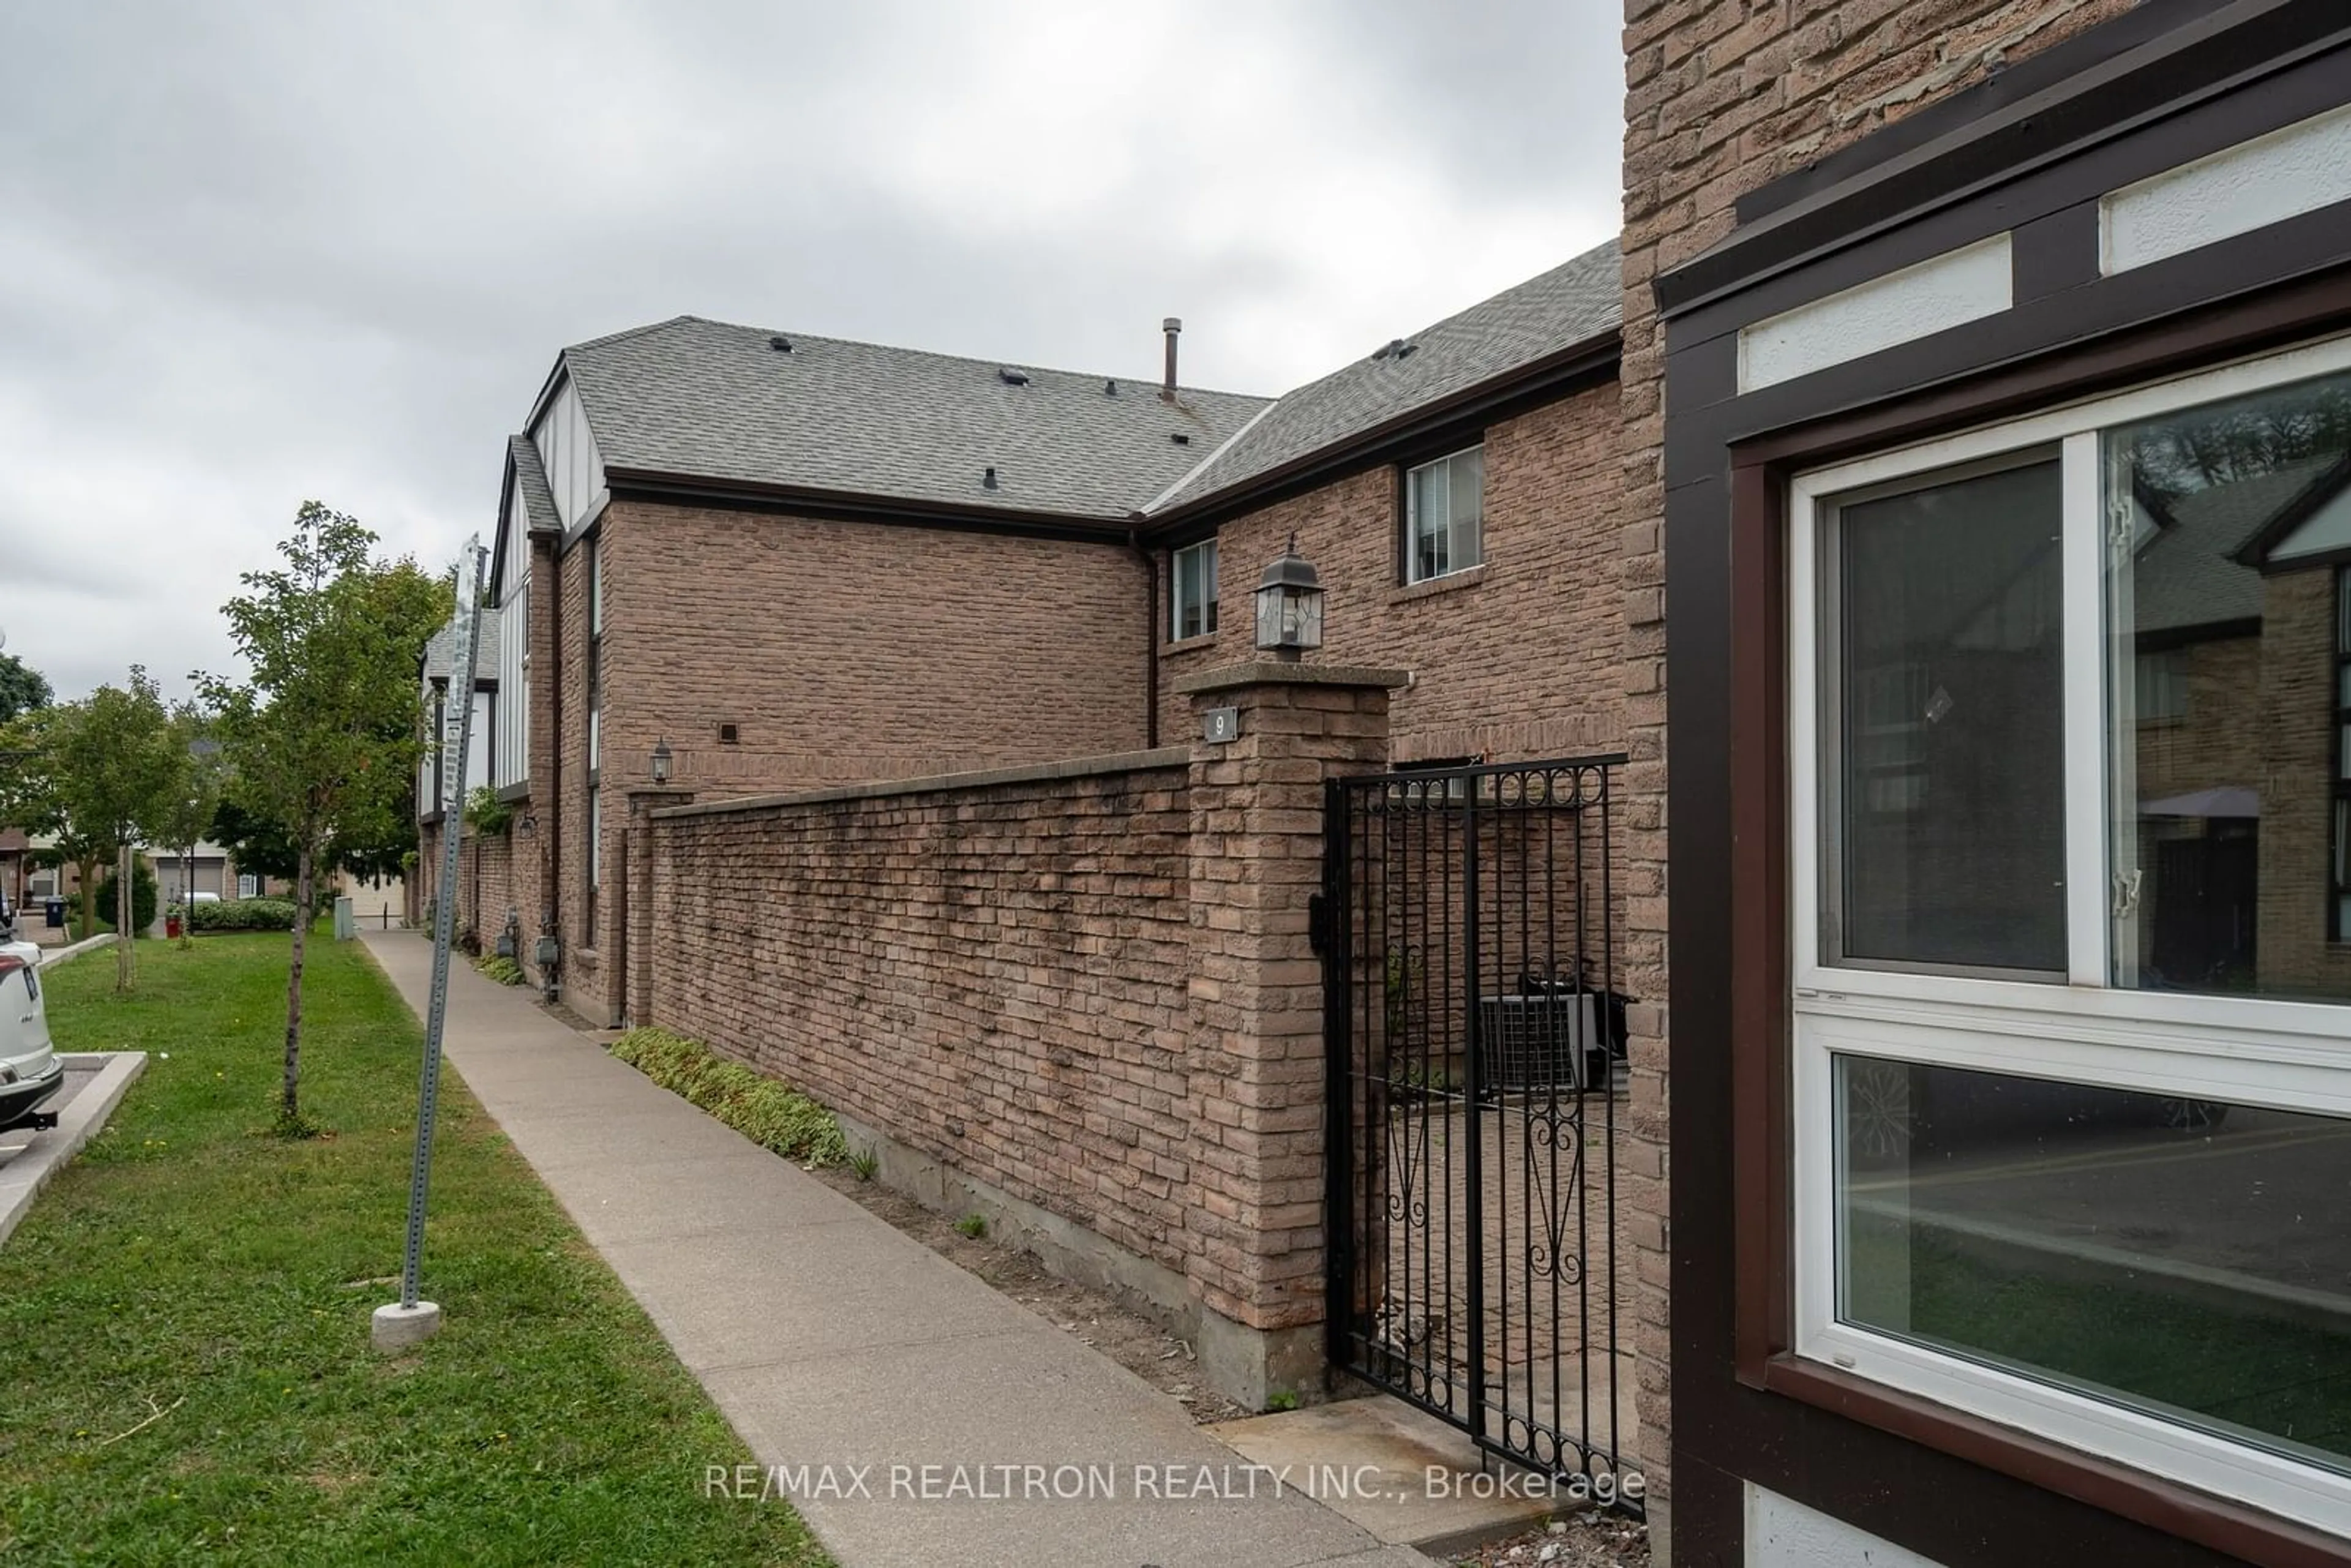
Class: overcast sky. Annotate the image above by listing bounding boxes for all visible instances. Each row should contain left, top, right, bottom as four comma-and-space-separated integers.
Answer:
0, 2, 1622, 702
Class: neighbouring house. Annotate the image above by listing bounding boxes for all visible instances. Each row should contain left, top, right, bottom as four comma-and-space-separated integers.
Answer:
0, 829, 29, 912
428, 245, 1626, 1020
1632, 0, 2351, 1564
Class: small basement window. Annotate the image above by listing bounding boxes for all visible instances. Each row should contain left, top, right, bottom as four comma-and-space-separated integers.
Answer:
716, 722, 740, 745
1406, 445, 1485, 583
1171, 538, 1218, 640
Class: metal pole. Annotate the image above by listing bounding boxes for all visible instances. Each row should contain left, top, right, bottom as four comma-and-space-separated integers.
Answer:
377, 539, 485, 1349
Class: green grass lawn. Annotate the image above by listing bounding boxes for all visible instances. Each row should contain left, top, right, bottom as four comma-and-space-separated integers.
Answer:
0, 935, 832, 1567
1851, 1213, 2351, 1466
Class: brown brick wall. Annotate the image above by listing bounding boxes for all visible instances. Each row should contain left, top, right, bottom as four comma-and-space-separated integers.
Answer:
1619, 0, 2142, 1533
1158, 387, 1624, 766
553, 531, 607, 1016
599, 500, 1149, 797
2258, 567, 2351, 997
1180, 677, 1397, 1330
647, 758, 1199, 1282
539, 500, 1158, 1020
416, 820, 519, 954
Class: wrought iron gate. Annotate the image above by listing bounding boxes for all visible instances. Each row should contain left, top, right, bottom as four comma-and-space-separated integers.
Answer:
1321, 754, 1641, 1514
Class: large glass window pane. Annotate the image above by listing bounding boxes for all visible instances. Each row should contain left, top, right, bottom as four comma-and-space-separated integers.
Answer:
1830, 458, 2066, 973
2105, 367, 2351, 1001
1410, 461, 1449, 582
1837, 1054, 2351, 1475
1171, 540, 1217, 640
1449, 446, 1484, 572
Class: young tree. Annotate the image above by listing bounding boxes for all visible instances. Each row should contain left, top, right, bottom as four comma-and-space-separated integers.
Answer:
200, 503, 444, 1133
39, 670, 185, 990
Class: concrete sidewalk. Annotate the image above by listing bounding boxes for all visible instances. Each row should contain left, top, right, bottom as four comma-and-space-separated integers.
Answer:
361, 933, 1433, 1568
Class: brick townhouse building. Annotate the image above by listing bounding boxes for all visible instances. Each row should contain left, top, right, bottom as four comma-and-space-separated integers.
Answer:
419, 239, 1629, 1025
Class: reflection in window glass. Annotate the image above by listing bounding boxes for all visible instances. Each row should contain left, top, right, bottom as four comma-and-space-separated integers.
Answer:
1832, 459, 2066, 973
1837, 1054, 2351, 1475
2105, 368, 2351, 1000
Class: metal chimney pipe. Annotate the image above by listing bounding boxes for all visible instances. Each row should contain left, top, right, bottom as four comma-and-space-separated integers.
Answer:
1161, 317, 1182, 401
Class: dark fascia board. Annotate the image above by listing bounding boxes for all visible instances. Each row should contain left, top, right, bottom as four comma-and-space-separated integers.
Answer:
1656, 0, 2351, 319
1141, 331, 1621, 543
425, 674, 500, 694
488, 450, 519, 601
2137, 617, 2263, 653
601, 468, 1136, 546
2235, 456, 2351, 566
557, 495, 609, 557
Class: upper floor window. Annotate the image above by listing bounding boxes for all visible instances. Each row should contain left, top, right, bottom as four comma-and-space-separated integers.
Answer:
1171, 538, 1217, 640
1405, 445, 1485, 583
2134, 647, 2191, 722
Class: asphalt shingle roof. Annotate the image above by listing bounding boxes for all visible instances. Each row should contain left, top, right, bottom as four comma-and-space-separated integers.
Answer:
508, 432, 560, 533
2134, 459, 2341, 636
558, 318, 1272, 521
1145, 239, 1623, 515
421, 615, 500, 686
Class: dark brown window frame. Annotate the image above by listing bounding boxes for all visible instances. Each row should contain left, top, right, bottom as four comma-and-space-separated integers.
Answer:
2335, 565, 2351, 944
1725, 268, 2351, 1568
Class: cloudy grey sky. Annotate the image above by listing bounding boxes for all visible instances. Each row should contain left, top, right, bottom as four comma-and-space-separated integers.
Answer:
1, 2, 1622, 702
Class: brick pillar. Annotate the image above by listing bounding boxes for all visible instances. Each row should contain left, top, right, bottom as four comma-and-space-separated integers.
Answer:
1172, 659, 1407, 1408
621, 787, 692, 1027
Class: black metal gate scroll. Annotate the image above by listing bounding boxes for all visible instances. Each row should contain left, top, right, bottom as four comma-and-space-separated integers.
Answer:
1321, 754, 1641, 1515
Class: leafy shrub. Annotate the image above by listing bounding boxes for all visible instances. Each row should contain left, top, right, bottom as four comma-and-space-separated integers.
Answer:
187, 898, 299, 932
94, 861, 159, 932
474, 954, 525, 986
464, 786, 515, 837
609, 1027, 847, 1168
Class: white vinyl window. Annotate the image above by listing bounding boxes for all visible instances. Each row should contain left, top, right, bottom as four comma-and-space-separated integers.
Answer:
1171, 538, 1218, 641
1405, 445, 1484, 583
1790, 332, 2351, 1540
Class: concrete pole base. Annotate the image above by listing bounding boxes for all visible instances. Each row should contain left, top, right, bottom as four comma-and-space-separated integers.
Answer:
371, 1300, 443, 1351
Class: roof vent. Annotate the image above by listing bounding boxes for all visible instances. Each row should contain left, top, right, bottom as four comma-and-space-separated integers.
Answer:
1105, 379, 1118, 396
1170, 433, 1191, 446
1373, 338, 1419, 361
999, 367, 1030, 386
984, 466, 999, 489
768, 336, 793, 353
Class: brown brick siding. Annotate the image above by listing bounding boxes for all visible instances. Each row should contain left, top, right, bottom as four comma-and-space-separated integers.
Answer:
1157, 387, 1624, 767
648, 760, 1199, 1283
2259, 566, 2351, 997
1180, 679, 1397, 1329
1620, 0, 2142, 1532
539, 499, 1159, 1020
415, 820, 519, 953
640, 672, 1398, 1342
599, 500, 1150, 796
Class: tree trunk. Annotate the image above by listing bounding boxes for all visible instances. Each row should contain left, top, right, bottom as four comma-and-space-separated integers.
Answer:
283, 842, 312, 1126
114, 842, 134, 992
76, 855, 97, 941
